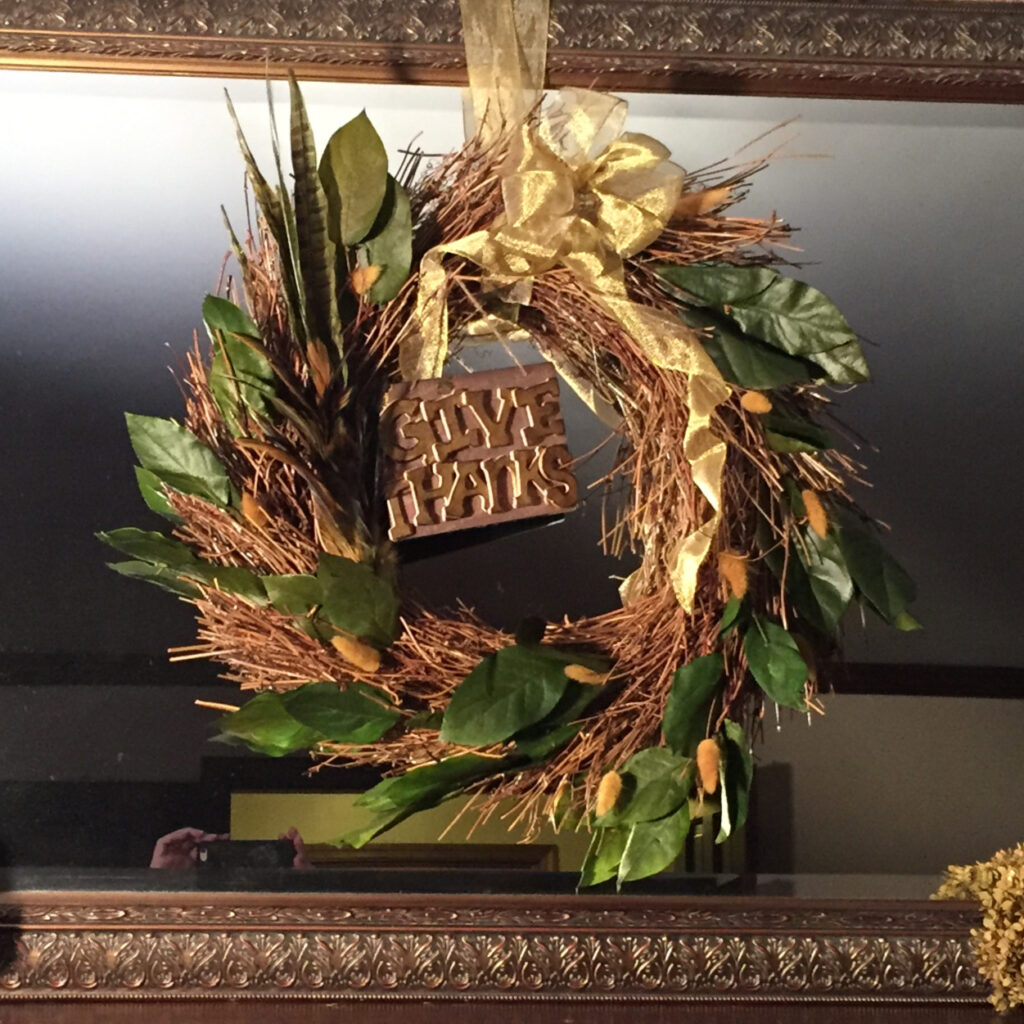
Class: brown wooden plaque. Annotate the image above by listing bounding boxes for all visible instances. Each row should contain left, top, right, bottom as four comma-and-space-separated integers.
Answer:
382, 363, 577, 542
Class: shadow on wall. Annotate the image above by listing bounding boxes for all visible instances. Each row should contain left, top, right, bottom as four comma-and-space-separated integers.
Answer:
0, 838, 22, 973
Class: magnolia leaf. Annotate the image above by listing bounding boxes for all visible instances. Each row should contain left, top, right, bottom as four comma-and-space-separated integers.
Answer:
216, 692, 321, 757
133, 466, 180, 521
201, 294, 260, 339
125, 413, 230, 507
283, 681, 399, 744
514, 681, 602, 761
716, 756, 732, 843
317, 554, 400, 647
683, 307, 814, 390
744, 618, 808, 710
363, 175, 413, 304
658, 264, 777, 306
195, 564, 267, 605
579, 828, 629, 888
107, 560, 199, 598
796, 527, 854, 633
263, 573, 323, 616
662, 653, 723, 756
618, 804, 691, 886
719, 596, 743, 636
833, 507, 917, 625
440, 645, 571, 747
355, 753, 510, 814
98, 527, 197, 567
762, 412, 834, 453
209, 334, 276, 436
319, 111, 389, 247
721, 719, 753, 834
614, 748, 692, 826
658, 264, 869, 384
894, 610, 924, 632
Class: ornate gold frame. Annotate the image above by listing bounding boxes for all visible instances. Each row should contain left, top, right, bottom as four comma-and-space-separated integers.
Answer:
1, 0, 1024, 102
0, 890, 985, 1008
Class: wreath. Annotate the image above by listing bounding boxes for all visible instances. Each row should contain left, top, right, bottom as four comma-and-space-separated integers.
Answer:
100, 72, 917, 886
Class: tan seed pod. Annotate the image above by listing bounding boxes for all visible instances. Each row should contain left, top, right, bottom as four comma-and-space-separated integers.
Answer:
330, 634, 382, 674
564, 663, 610, 685
740, 390, 773, 414
305, 338, 332, 397
801, 488, 829, 539
351, 264, 382, 296
241, 491, 269, 529
696, 738, 721, 794
595, 770, 623, 817
673, 185, 733, 218
718, 550, 749, 600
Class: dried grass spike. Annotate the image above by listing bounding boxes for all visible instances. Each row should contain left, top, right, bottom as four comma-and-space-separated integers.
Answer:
595, 770, 623, 817
351, 265, 382, 296
330, 634, 382, 673
241, 491, 269, 529
740, 390, 773, 414
802, 489, 829, 539
696, 738, 720, 794
564, 664, 609, 685
718, 551, 749, 600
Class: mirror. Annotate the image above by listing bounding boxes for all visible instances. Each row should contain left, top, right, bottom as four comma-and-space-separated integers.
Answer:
1, 69, 1022, 890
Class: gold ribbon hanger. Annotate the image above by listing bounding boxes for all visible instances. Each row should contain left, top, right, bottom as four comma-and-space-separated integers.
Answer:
398, 0, 732, 613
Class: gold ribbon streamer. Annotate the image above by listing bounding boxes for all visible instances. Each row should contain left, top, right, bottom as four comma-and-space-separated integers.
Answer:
400, 1, 731, 612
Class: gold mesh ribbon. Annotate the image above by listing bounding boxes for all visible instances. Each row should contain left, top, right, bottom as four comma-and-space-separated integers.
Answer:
399, 0, 731, 612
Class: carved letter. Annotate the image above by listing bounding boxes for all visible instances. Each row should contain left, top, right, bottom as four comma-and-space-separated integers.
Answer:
514, 378, 565, 446
462, 387, 517, 448
404, 462, 458, 526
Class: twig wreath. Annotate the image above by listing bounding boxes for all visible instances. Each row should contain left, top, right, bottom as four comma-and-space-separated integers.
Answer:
100, 2, 917, 887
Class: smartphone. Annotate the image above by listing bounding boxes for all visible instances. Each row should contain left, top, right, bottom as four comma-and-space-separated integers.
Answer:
197, 839, 295, 870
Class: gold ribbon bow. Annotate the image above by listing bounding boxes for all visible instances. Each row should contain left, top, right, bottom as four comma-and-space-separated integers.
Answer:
398, 0, 730, 613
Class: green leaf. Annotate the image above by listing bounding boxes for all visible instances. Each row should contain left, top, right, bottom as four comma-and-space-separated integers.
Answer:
283, 681, 399, 744
579, 828, 629, 888
617, 804, 691, 886
355, 753, 511, 814
134, 466, 180, 520
440, 645, 572, 747
514, 681, 602, 761
721, 719, 753, 834
719, 596, 743, 636
319, 111, 389, 247
894, 610, 923, 632
217, 692, 321, 757
744, 618, 808, 711
106, 560, 199, 598
662, 653, 723, 756
657, 264, 869, 384
794, 527, 854, 633
683, 308, 814, 390
196, 564, 267, 605
363, 175, 413, 304
98, 527, 197, 567
125, 413, 231, 507
613, 748, 693, 826
833, 507, 917, 625
263, 573, 323, 616
317, 554, 400, 647
658, 264, 777, 306
201, 294, 260, 339
339, 805, 414, 849
762, 412, 835, 454
288, 74, 344, 358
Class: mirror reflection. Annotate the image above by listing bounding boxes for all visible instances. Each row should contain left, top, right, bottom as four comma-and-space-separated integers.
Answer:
1, 71, 1022, 891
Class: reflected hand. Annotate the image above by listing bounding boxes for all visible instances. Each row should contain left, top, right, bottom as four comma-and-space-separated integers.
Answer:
279, 827, 313, 870
150, 827, 228, 869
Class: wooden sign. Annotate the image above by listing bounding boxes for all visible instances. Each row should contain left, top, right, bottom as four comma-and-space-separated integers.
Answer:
382, 363, 578, 542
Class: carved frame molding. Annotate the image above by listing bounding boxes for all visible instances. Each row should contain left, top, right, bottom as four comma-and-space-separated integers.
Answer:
1, 0, 1024, 103
0, 891, 987, 1003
